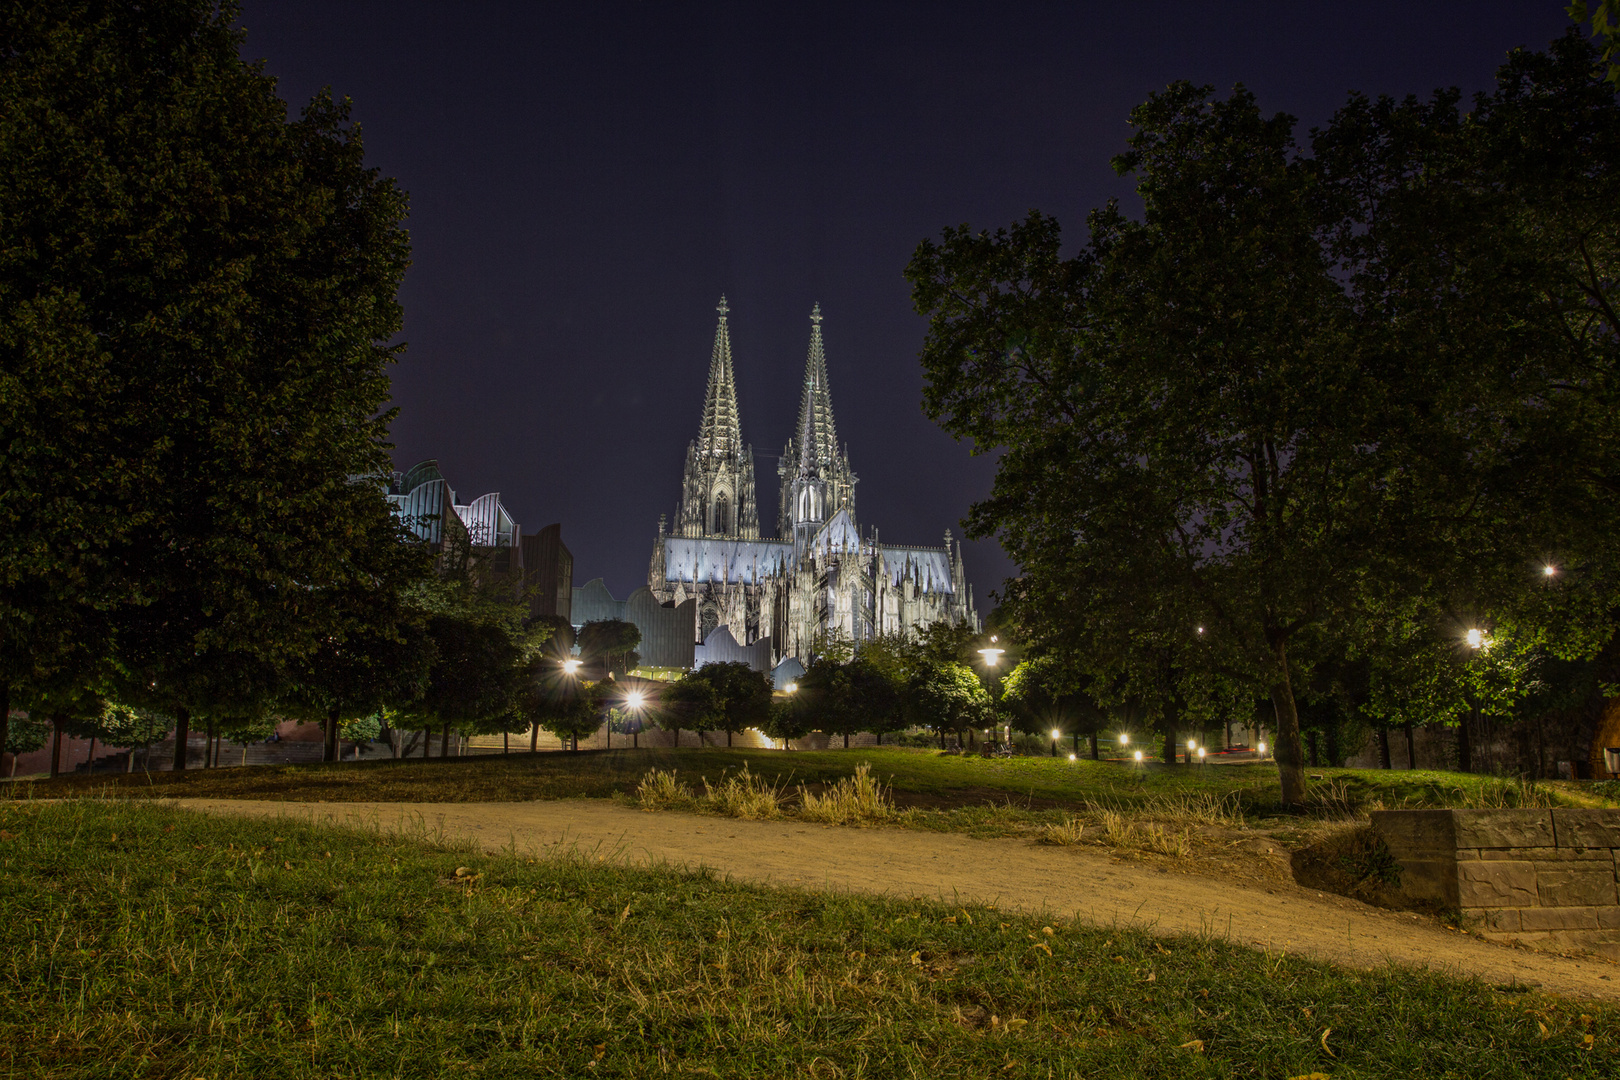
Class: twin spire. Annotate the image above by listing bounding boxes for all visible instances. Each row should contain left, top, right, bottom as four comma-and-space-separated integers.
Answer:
687, 297, 854, 540
695, 295, 742, 461
794, 303, 840, 480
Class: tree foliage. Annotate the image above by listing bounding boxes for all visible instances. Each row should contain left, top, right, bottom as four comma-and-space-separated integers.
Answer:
906, 33, 1620, 797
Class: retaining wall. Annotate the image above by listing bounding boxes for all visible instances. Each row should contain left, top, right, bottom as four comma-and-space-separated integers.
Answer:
1370, 808, 1620, 959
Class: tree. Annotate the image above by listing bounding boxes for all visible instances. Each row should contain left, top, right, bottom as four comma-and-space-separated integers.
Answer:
664, 671, 722, 745
679, 662, 774, 746
1002, 656, 1109, 758
1571, 1, 1620, 86
907, 42, 1620, 802
577, 620, 642, 679
2, 714, 47, 777
798, 656, 903, 747
0, 1, 414, 770
906, 661, 991, 749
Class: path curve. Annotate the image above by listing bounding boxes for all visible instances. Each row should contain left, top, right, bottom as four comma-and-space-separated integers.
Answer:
181, 798, 1620, 1001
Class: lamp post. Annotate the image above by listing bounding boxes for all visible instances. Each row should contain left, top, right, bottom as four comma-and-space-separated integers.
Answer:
1186, 737, 1197, 766
976, 636, 1006, 753
1050, 728, 1061, 758
625, 690, 646, 750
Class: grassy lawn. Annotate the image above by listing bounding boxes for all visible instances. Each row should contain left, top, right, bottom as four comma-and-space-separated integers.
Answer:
18, 746, 1616, 820
2, 799, 1614, 1079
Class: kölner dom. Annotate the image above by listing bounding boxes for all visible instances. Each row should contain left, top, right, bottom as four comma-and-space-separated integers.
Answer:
648, 297, 979, 669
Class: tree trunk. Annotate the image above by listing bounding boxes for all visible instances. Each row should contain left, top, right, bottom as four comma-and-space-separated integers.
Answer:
1089, 732, 1099, 760
1377, 726, 1392, 770
173, 706, 191, 771
127, 746, 135, 772
1404, 721, 1416, 769
324, 708, 340, 763
1265, 634, 1308, 806
441, 722, 452, 759
531, 723, 540, 754
50, 714, 64, 778
87, 736, 97, 772
842, 732, 848, 749
204, 719, 215, 768
1457, 708, 1474, 773
503, 730, 509, 754
1162, 729, 1176, 765
571, 731, 578, 751
0, 681, 9, 780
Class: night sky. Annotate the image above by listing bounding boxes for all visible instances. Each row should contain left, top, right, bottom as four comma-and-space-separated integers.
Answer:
239, 1, 1573, 607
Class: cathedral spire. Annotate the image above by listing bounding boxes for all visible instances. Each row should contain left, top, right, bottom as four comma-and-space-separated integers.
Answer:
792, 302, 840, 476
696, 295, 742, 461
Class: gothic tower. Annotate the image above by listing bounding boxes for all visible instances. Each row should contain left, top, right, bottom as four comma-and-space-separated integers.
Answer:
778, 303, 857, 541
675, 296, 759, 539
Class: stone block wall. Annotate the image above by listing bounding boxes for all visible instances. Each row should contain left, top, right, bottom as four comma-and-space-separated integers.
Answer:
1370, 809, 1620, 959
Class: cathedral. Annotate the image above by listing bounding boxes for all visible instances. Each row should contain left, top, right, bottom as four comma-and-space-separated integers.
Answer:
648, 297, 978, 668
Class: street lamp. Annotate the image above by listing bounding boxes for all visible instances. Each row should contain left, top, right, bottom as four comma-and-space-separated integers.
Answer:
784, 682, 798, 694
1133, 749, 1144, 766
1466, 628, 1485, 650
562, 658, 582, 676
1187, 737, 1197, 765
1197, 746, 1206, 766
1544, 564, 1557, 577
1050, 728, 1061, 757
1257, 740, 1267, 757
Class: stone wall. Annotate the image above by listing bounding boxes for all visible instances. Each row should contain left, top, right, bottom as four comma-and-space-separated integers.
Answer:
1370, 808, 1620, 959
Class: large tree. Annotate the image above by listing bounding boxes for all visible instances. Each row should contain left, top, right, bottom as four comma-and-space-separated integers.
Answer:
0, 1, 413, 768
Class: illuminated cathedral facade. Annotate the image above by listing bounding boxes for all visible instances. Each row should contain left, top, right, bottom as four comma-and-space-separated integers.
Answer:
648, 297, 978, 666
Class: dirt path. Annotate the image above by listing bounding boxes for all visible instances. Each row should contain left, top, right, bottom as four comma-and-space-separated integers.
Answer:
183, 798, 1620, 1001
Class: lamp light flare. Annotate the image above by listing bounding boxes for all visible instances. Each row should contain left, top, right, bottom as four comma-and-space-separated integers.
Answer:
1051, 728, 1062, 740
1466, 628, 1484, 649
1544, 564, 1557, 577
1133, 750, 1144, 763
1198, 747, 1206, 760
1119, 732, 1130, 745
1258, 740, 1267, 755
1068, 753, 1077, 761
784, 682, 798, 693
1196, 626, 1204, 635
562, 659, 582, 675
627, 692, 645, 710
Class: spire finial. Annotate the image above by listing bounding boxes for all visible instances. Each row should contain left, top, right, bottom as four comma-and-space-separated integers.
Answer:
810, 302, 822, 326
717, 295, 729, 318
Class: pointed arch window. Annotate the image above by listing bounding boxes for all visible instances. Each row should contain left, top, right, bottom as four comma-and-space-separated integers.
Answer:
713, 492, 731, 535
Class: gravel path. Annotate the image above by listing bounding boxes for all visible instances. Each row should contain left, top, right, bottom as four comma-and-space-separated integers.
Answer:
184, 797, 1620, 1001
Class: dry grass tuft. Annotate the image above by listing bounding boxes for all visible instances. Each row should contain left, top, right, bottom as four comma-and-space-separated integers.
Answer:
636, 768, 695, 810
699, 765, 787, 820
1036, 816, 1087, 846
797, 763, 894, 825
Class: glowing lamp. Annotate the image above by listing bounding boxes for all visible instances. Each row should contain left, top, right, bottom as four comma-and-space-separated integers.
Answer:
1133, 750, 1143, 763
627, 692, 645, 710
1466, 628, 1484, 649
562, 659, 582, 675
1544, 565, 1557, 577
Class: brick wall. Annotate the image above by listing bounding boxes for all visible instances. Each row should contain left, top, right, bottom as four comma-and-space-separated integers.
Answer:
1371, 808, 1620, 960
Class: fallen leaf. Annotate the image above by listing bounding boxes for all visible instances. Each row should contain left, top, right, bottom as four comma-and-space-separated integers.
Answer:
944, 916, 958, 924
1583, 1033, 1594, 1047
1179, 1039, 1204, 1052
1042, 926, 1054, 936
1286, 1074, 1330, 1080
1320, 1028, 1335, 1058
1030, 941, 1052, 956
1145, 971, 1157, 982
910, 951, 923, 966
282, 860, 293, 870
1538, 1021, 1550, 1039
1005, 1018, 1028, 1032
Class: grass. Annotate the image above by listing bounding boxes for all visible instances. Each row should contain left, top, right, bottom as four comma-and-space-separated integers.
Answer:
2, 799, 1615, 1079
20, 745, 1615, 819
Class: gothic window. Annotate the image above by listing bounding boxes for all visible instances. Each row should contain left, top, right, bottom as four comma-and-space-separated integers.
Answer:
700, 602, 720, 641
713, 491, 731, 535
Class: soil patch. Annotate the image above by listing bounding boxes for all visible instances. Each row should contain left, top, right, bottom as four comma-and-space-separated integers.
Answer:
184, 797, 1620, 1001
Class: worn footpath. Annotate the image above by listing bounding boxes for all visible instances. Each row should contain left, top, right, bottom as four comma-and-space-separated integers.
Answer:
183, 797, 1620, 1001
